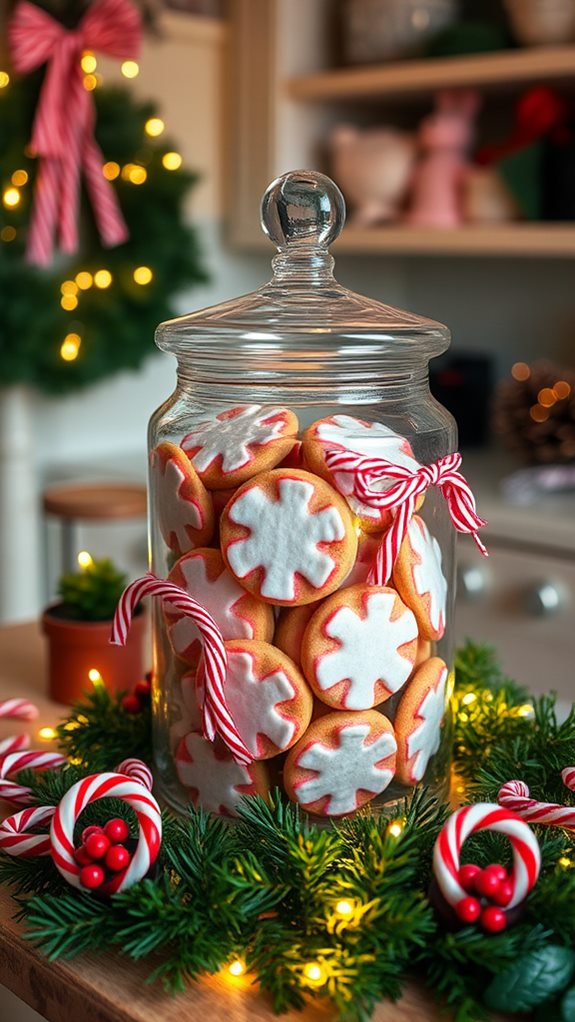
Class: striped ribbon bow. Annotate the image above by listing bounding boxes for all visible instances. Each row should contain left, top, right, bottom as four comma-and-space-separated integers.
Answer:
325, 449, 487, 587
8, 0, 141, 266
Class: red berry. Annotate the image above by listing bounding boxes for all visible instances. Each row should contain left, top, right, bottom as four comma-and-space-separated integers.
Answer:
104, 818, 129, 844
81, 824, 103, 844
122, 694, 141, 714
135, 679, 151, 701
492, 879, 514, 907
459, 864, 481, 892
456, 896, 481, 924
74, 845, 92, 866
481, 906, 508, 933
474, 868, 503, 899
105, 844, 131, 872
486, 864, 507, 882
79, 864, 105, 889
84, 832, 110, 860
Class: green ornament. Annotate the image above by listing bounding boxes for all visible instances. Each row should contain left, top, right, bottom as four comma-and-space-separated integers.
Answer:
484, 946, 575, 1014
561, 987, 575, 1022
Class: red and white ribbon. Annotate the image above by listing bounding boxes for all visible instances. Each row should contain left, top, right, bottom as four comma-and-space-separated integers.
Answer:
498, 768, 575, 831
0, 699, 39, 721
8, 0, 140, 266
111, 574, 252, 765
0, 805, 55, 858
325, 449, 487, 586
116, 758, 153, 792
434, 803, 541, 912
50, 772, 161, 893
0, 734, 31, 758
0, 750, 67, 805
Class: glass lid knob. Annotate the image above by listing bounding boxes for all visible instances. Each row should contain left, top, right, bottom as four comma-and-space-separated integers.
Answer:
261, 170, 346, 251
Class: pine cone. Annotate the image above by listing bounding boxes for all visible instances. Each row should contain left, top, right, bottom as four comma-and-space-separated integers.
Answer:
493, 360, 575, 464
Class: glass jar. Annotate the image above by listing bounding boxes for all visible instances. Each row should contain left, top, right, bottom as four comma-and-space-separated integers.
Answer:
148, 171, 456, 819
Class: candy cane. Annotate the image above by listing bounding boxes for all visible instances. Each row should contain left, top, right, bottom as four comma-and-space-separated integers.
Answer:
498, 769, 575, 831
0, 699, 39, 721
116, 758, 153, 791
111, 574, 252, 765
0, 734, 30, 758
50, 772, 162, 893
434, 803, 541, 916
0, 805, 55, 857
0, 750, 67, 805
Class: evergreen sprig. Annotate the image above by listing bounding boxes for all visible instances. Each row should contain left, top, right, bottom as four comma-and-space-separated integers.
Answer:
55, 680, 152, 770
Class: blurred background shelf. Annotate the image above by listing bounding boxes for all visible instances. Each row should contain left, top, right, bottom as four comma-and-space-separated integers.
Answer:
335, 224, 575, 256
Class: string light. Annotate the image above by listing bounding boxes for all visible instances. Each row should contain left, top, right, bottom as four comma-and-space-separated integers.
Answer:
461, 692, 476, 706
554, 380, 571, 400
511, 361, 530, 381
334, 899, 354, 920
538, 387, 556, 408
122, 163, 147, 185
88, 669, 103, 687
530, 404, 549, 423
11, 170, 28, 186
81, 52, 97, 73
0, 71, 9, 88
227, 959, 245, 977
3, 187, 20, 208
121, 60, 139, 79
63, 721, 80, 731
302, 962, 326, 986
83, 74, 97, 92
133, 265, 153, 285
60, 334, 82, 361
94, 269, 112, 289
61, 294, 79, 311
102, 162, 120, 181
77, 551, 94, 569
75, 271, 93, 290
1, 226, 16, 242
162, 151, 182, 171
559, 856, 573, 868
513, 703, 535, 719
61, 280, 78, 296
38, 727, 57, 741
387, 820, 404, 838
145, 117, 165, 137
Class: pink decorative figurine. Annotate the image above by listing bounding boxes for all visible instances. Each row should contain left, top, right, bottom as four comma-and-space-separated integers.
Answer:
406, 90, 480, 228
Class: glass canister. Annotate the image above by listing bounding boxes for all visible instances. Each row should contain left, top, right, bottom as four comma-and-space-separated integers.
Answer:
148, 171, 456, 819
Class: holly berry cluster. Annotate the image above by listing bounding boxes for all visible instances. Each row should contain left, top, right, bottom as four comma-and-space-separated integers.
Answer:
456, 863, 514, 932
75, 819, 132, 890
121, 673, 151, 715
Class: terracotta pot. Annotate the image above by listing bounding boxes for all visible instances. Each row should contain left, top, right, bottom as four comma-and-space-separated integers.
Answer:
41, 604, 148, 704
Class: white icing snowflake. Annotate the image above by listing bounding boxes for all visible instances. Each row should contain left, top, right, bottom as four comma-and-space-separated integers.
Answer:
316, 591, 418, 709
168, 555, 255, 658
409, 519, 448, 634
407, 666, 448, 781
227, 477, 346, 601
295, 724, 397, 815
182, 405, 290, 475
152, 456, 202, 552
225, 650, 296, 757
176, 732, 256, 814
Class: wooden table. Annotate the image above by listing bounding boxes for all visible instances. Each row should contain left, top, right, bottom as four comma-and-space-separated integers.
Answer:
0, 623, 445, 1022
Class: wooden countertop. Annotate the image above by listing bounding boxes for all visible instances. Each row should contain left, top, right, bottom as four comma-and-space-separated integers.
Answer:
0, 622, 445, 1022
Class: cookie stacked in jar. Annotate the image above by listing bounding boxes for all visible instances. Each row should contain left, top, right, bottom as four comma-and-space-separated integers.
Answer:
148, 172, 456, 819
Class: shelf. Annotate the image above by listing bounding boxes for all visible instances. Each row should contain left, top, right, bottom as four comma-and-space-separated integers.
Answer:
333, 224, 575, 257
287, 46, 575, 103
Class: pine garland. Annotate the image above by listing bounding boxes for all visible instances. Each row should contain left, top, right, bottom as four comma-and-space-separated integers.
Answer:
2, 641, 575, 1021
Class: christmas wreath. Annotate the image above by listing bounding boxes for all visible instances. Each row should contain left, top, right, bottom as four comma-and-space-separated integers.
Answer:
2, 642, 575, 1021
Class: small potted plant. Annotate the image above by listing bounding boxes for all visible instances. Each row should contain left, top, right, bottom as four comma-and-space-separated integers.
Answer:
42, 556, 147, 704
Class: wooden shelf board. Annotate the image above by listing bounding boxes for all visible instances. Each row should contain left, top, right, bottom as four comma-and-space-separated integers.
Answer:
287, 46, 575, 102
334, 224, 575, 257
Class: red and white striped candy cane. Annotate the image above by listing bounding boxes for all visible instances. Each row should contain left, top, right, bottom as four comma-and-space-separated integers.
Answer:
434, 803, 541, 913
325, 449, 487, 586
0, 734, 30, 758
0, 805, 55, 858
50, 772, 162, 893
111, 574, 252, 765
498, 769, 575, 831
0, 699, 39, 721
116, 758, 153, 792
0, 750, 67, 805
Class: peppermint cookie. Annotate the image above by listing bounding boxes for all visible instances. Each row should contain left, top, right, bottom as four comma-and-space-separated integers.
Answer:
181, 404, 298, 489
150, 442, 214, 555
394, 657, 448, 785
220, 469, 357, 606
301, 584, 418, 710
166, 548, 274, 665
223, 640, 313, 759
284, 710, 397, 816
175, 732, 269, 815
302, 413, 420, 532
274, 604, 318, 667
392, 515, 448, 641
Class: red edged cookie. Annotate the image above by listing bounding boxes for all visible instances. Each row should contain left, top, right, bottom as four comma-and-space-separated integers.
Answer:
301, 584, 418, 710
302, 413, 420, 533
180, 668, 203, 729
166, 548, 274, 665
223, 639, 313, 759
181, 404, 298, 489
394, 657, 448, 785
392, 515, 448, 641
150, 442, 214, 554
220, 468, 357, 606
341, 530, 380, 587
274, 604, 318, 667
284, 710, 397, 816
175, 732, 269, 816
